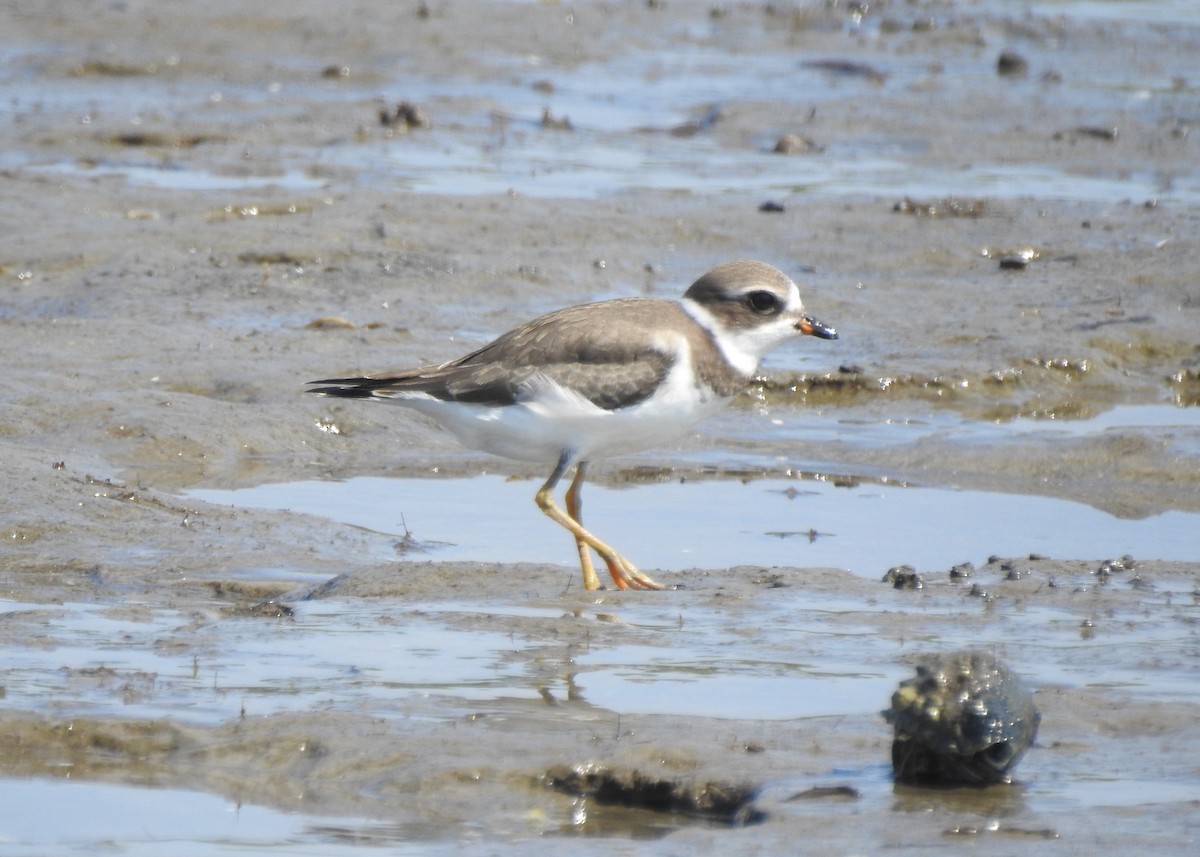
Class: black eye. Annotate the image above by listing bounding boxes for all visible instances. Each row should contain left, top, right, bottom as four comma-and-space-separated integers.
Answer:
746, 290, 780, 314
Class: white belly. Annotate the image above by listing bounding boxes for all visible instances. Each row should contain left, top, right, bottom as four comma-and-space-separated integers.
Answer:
387, 360, 731, 464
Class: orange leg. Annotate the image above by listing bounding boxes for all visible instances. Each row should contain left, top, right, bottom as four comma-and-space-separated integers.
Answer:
536, 455, 667, 591
564, 462, 601, 590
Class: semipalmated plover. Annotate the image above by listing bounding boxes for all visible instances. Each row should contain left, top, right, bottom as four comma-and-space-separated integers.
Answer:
309, 260, 837, 591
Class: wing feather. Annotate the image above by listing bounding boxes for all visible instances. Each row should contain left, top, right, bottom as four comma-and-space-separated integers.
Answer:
308, 298, 686, 411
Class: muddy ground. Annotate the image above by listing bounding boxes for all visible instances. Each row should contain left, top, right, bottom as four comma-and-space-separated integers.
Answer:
1, 0, 1198, 853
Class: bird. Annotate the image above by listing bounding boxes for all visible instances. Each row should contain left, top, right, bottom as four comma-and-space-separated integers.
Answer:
308, 260, 837, 591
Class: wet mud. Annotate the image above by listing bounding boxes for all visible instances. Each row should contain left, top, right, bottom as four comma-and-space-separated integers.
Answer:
2, 0, 1199, 853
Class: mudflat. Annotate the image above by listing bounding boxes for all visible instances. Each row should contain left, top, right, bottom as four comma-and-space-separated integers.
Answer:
2, 1, 1197, 853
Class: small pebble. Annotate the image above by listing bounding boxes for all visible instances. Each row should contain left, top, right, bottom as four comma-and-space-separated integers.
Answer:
997, 50, 1029, 77
883, 565, 924, 590
949, 562, 974, 579
773, 133, 822, 154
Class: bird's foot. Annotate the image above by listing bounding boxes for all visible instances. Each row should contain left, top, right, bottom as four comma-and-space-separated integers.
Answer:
599, 550, 668, 591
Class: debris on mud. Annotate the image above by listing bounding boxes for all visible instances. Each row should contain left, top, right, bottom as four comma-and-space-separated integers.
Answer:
884, 651, 1040, 786
544, 763, 765, 825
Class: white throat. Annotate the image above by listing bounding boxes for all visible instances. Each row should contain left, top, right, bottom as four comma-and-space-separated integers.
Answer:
681, 290, 802, 376
681, 298, 754, 375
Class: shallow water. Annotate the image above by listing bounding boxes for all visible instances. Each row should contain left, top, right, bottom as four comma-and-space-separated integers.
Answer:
9, 0, 1200, 204
1034, 0, 1200, 25
191, 402, 1200, 575
0, 778, 463, 857
33, 131, 1188, 202
190, 468, 1200, 573
4, 0, 1200, 853
3, 553, 1196, 850
0, 593, 894, 725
